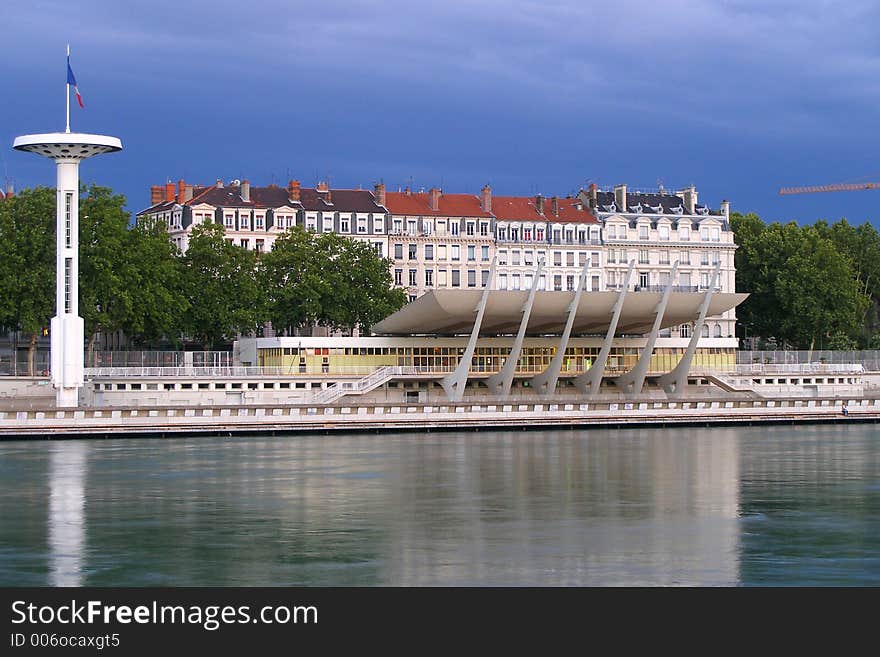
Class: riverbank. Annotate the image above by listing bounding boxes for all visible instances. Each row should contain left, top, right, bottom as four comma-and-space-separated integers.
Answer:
1, 394, 876, 439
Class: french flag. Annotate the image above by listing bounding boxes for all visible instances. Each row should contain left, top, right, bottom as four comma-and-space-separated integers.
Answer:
67, 55, 83, 108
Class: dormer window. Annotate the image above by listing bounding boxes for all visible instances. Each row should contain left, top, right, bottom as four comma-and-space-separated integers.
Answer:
603, 203, 617, 213
671, 204, 684, 215
650, 204, 663, 213
697, 207, 710, 215
629, 204, 643, 214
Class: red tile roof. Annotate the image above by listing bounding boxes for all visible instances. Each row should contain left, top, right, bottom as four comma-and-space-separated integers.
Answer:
491, 195, 598, 224
384, 191, 492, 218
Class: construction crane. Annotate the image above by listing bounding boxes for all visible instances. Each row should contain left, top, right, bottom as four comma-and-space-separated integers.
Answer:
779, 181, 880, 195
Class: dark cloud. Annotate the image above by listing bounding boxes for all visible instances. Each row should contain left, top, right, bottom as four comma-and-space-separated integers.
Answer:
5, 0, 880, 222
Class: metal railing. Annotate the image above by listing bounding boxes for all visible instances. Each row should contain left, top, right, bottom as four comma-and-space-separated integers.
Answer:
737, 351, 880, 372
733, 363, 864, 375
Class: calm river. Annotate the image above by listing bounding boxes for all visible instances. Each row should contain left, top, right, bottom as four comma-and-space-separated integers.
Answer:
1, 424, 878, 586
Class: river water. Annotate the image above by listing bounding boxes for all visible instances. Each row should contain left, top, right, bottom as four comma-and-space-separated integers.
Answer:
1, 424, 878, 586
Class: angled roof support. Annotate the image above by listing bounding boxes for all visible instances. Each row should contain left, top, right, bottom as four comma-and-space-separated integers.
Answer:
657, 261, 721, 396
574, 260, 635, 397
486, 259, 545, 398
532, 258, 590, 397
440, 256, 497, 402
614, 261, 679, 397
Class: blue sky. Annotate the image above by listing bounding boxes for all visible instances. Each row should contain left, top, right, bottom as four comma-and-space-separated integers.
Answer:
4, 0, 880, 225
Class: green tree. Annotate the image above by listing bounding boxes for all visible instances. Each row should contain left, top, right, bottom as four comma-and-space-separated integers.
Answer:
125, 218, 189, 347
79, 185, 136, 364
773, 227, 868, 350
180, 222, 264, 349
0, 187, 55, 375
262, 226, 406, 334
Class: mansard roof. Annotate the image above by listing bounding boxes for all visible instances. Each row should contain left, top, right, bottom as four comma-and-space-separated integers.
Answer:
593, 191, 720, 216
299, 188, 386, 213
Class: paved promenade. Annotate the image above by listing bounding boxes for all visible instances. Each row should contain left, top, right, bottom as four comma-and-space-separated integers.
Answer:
2, 395, 876, 439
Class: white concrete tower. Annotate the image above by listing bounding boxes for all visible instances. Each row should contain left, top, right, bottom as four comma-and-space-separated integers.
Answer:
12, 52, 122, 407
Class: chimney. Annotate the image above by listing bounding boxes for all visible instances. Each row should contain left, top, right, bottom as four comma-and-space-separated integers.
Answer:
151, 185, 163, 205
588, 183, 597, 210
374, 182, 386, 206
164, 182, 176, 202
5, 182, 13, 198
551, 196, 559, 216
480, 184, 492, 213
613, 184, 627, 213
216, 179, 223, 188
535, 194, 544, 215
429, 187, 440, 211
720, 199, 730, 218
177, 179, 186, 203
316, 181, 329, 192
184, 185, 193, 202
287, 180, 301, 202
404, 186, 411, 197
241, 179, 251, 203
683, 185, 696, 214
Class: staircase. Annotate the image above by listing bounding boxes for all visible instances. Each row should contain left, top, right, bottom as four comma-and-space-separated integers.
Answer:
310, 366, 404, 404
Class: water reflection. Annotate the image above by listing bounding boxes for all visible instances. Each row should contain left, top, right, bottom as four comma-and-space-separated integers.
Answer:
1, 425, 878, 586
47, 442, 87, 586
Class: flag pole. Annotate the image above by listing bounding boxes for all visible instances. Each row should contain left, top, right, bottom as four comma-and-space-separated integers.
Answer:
65, 45, 71, 133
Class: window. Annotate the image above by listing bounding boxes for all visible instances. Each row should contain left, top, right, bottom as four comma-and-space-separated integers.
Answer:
553, 251, 562, 266
659, 272, 670, 287
591, 252, 599, 267
712, 252, 720, 265
680, 226, 690, 241
394, 244, 403, 260
340, 217, 350, 233
711, 227, 720, 242
526, 250, 535, 266
608, 250, 617, 264
423, 219, 434, 235
681, 324, 691, 338
499, 274, 508, 290
438, 245, 448, 260
701, 252, 709, 265
451, 221, 460, 236
392, 219, 402, 233
701, 227, 710, 241
451, 270, 461, 287
373, 217, 384, 233
240, 239, 250, 249
680, 251, 690, 265
323, 215, 334, 232
524, 274, 533, 289
591, 275, 600, 291
409, 269, 417, 286
553, 275, 562, 291
578, 230, 586, 244
480, 222, 489, 236
240, 214, 250, 229
639, 272, 649, 288
701, 272, 710, 288
659, 224, 669, 241
64, 193, 72, 247
255, 239, 264, 253
679, 272, 691, 288
255, 215, 264, 229
607, 225, 616, 239
714, 324, 722, 337
659, 251, 670, 265
578, 252, 587, 266
425, 244, 434, 260
566, 275, 575, 291
467, 270, 476, 287
481, 245, 489, 261
466, 222, 475, 236
225, 214, 234, 228
553, 229, 561, 243
536, 228, 544, 241
408, 243, 417, 260
439, 270, 448, 287
373, 242, 384, 256
702, 324, 710, 338
565, 230, 574, 244
512, 274, 521, 290
357, 216, 367, 233
497, 226, 507, 241
451, 245, 460, 261
394, 269, 402, 285
639, 225, 649, 240
566, 252, 575, 266
498, 250, 508, 265
639, 250, 649, 265
306, 216, 317, 232
467, 245, 476, 261
481, 270, 490, 287
512, 251, 521, 266
511, 227, 520, 242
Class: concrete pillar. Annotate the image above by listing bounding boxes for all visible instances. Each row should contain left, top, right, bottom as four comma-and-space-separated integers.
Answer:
574, 260, 635, 397
614, 261, 679, 397
441, 256, 498, 401
486, 259, 544, 397
657, 261, 721, 396
532, 258, 590, 396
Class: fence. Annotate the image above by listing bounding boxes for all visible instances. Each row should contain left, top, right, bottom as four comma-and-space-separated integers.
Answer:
737, 351, 880, 371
